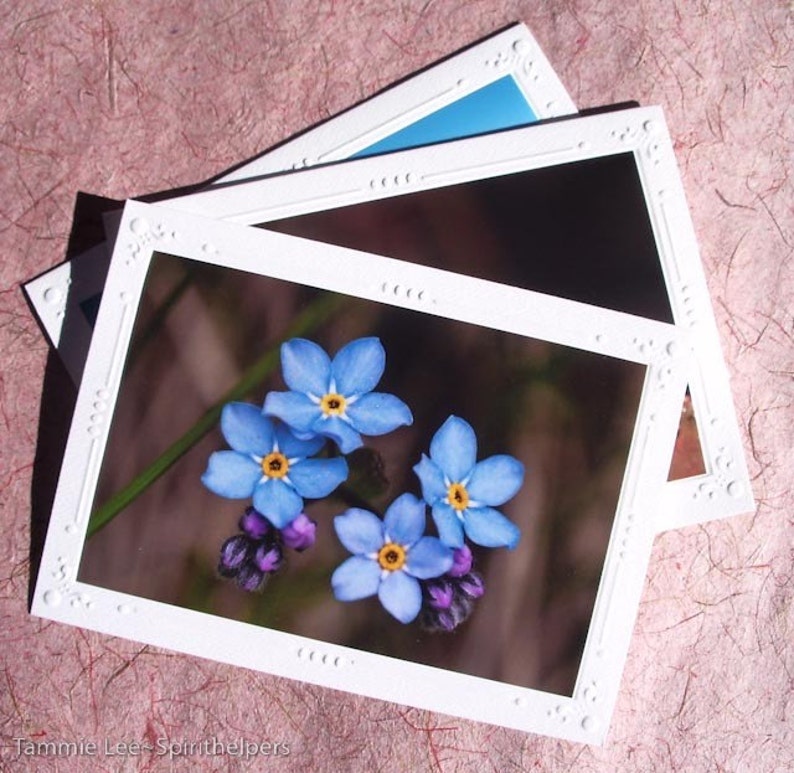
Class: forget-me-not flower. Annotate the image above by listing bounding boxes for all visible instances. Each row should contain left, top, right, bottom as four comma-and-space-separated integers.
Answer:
264, 337, 413, 454
414, 415, 524, 550
331, 493, 453, 623
202, 402, 348, 528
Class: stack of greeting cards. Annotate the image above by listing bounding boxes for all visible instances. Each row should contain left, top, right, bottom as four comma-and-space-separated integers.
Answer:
25, 23, 752, 744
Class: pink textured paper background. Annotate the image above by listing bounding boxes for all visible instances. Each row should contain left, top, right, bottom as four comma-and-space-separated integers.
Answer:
2, 2, 792, 770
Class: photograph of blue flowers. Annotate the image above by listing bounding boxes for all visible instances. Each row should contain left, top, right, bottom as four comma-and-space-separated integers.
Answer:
78, 251, 646, 697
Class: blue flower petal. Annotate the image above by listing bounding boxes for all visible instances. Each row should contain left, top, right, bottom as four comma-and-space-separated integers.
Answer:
220, 402, 273, 456
274, 419, 325, 458
264, 391, 319, 434
334, 508, 385, 555
378, 570, 422, 623
413, 454, 447, 505
280, 338, 332, 395
287, 428, 321, 441
332, 556, 381, 601
463, 506, 521, 549
201, 451, 261, 498
383, 493, 425, 547
313, 415, 363, 454
431, 503, 465, 549
252, 478, 303, 528
288, 457, 348, 498
404, 537, 453, 579
430, 415, 477, 482
346, 393, 413, 436
331, 337, 385, 396
467, 455, 525, 506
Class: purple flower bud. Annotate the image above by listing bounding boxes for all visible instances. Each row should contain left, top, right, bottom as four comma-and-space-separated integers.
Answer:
218, 534, 251, 576
254, 543, 284, 573
420, 573, 484, 633
451, 595, 474, 622
239, 506, 270, 539
236, 563, 266, 592
458, 572, 485, 598
426, 581, 454, 610
434, 609, 459, 632
448, 545, 473, 577
280, 513, 317, 552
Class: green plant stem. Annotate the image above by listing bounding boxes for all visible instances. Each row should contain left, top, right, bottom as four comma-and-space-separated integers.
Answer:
86, 293, 342, 540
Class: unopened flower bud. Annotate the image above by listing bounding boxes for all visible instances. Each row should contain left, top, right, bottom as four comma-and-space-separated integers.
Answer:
236, 563, 266, 592
448, 545, 473, 577
280, 513, 317, 552
426, 580, 454, 610
458, 572, 484, 598
254, 543, 284, 573
218, 534, 251, 576
239, 506, 270, 539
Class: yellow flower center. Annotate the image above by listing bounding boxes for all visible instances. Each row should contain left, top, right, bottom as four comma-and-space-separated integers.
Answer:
377, 542, 406, 572
261, 452, 289, 479
320, 392, 347, 417
447, 482, 469, 511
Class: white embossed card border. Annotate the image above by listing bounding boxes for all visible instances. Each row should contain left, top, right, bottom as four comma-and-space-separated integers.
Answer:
167, 106, 754, 531
33, 200, 688, 744
25, 22, 575, 379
